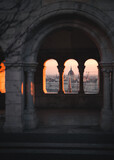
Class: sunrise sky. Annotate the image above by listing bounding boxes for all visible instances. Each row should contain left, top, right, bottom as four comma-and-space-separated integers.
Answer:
45, 59, 98, 75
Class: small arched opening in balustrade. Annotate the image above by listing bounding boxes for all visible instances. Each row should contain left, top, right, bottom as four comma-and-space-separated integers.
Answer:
84, 59, 99, 94
43, 59, 59, 93
64, 59, 79, 94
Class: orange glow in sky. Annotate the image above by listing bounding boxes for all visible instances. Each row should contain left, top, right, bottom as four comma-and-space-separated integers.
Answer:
0, 62, 6, 93
45, 59, 98, 75
45, 59, 59, 75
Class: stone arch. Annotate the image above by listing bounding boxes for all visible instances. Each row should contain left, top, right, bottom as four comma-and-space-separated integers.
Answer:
22, 2, 114, 131
23, 2, 114, 63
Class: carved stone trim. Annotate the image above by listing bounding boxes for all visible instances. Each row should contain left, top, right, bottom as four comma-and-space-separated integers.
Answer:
23, 62, 38, 72
4, 62, 23, 68
57, 65, 65, 74
100, 63, 112, 73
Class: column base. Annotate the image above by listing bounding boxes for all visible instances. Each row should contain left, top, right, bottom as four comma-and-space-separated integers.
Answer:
100, 109, 112, 131
4, 116, 23, 133
24, 109, 38, 129
78, 91, 84, 94
58, 90, 64, 94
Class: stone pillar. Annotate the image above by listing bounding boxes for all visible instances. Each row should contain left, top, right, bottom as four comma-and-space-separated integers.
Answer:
98, 64, 103, 94
4, 63, 23, 132
24, 63, 38, 129
98, 65, 103, 95
112, 62, 114, 131
57, 65, 65, 94
78, 62, 85, 94
100, 64, 112, 131
37, 62, 45, 95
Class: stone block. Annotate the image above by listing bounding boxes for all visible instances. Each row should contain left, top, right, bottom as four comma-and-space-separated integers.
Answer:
4, 115, 23, 133
5, 80, 22, 93
5, 92, 22, 104
5, 104, 23, 116
6, 69, 22, 81
100, 109, 113, 131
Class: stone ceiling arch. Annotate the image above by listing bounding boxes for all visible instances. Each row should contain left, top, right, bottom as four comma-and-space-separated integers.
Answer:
23, 2, 114, 63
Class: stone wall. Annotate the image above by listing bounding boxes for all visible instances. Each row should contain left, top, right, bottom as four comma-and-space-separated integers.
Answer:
38, 108, 100, 127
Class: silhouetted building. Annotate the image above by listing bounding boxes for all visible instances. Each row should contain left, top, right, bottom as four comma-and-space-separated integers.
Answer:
68, 76, 72, 93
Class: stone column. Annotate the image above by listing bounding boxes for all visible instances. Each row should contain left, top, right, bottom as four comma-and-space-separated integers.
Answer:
37, 62, 45, 95
101, 64, 112, 131
78, 62, 85, 94
112, 62, 114, 131
57, 65, 65, 94
4, 63, 23, 132
24, 63, 38, 129
98, 64, 103, 94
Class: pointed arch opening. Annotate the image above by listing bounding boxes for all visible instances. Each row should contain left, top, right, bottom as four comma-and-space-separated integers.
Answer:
43, 59, 59, 93
64, 59, 79, 94
84, 59, 99, 94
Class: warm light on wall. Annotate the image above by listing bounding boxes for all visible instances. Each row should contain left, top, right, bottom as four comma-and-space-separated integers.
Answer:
31, 82, 35, 103
31, 82, 34, 96
0, 62, 6, 93
43, 65, 47, 93
21, 82, 23, 95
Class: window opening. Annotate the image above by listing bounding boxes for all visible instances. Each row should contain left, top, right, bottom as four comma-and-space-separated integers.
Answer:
64, 59, 79, 94
84, 59, 99, 94
43, 59, 59, 93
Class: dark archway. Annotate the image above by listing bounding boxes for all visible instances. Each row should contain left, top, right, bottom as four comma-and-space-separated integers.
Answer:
23, 2, 113, 130
34, 27, 102, 128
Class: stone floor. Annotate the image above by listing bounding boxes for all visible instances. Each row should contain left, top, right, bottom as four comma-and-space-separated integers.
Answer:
0, 109, 114, 160
0, 131, 114, 160
25, 125, 104, 134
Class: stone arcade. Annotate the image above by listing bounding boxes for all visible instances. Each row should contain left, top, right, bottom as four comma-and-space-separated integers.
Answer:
0, 0, 114, 134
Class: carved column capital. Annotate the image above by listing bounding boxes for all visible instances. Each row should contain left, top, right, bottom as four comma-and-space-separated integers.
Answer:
78, 61, 85, 73
100, 63, 112, 73
24, 62, 38, 73
57, 65, 65, 74
102, 67, 112, 73
57, 65, 65, 94
78, 65, 85, 73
